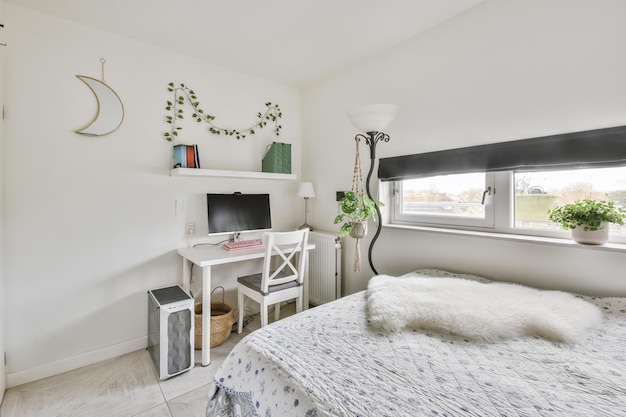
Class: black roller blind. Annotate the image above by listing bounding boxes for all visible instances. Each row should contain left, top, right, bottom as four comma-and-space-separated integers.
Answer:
378, 125, 626, 182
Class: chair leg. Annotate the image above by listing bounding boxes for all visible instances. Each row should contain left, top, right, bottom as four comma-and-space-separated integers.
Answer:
260, 300, 269, 328
274, 302, 281, 322
296, 296, 303, 314
238, 290, 245, 334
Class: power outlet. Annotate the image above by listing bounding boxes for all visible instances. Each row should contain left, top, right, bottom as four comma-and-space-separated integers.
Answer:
185, 222, 196, 235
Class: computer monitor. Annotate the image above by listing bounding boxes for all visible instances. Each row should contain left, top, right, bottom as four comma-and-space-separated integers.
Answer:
206, 193, 272, 238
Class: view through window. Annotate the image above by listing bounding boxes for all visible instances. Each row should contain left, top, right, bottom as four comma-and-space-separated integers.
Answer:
514, 166, 626, 236
395, 172, 494, 228
393, 166, 626, 240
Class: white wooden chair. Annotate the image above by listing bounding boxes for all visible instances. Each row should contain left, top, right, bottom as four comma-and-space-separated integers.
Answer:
237, 229, 310, 333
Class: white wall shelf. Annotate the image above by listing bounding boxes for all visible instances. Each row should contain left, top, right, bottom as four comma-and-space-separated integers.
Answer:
170, 167, 296, 180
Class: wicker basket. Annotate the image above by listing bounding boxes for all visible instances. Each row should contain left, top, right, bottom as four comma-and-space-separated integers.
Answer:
194, 286, 235, 349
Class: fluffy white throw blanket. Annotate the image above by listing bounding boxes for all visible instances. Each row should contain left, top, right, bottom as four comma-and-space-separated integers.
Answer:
366, 275, 603, 343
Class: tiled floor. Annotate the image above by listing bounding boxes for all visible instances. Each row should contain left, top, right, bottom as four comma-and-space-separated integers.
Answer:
0, 305, 294, 417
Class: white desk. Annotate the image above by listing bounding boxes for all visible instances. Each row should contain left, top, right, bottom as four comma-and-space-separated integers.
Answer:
177, 242, 315, 366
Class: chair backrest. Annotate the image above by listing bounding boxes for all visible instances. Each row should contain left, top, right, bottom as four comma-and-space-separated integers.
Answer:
259, 229, 310, 293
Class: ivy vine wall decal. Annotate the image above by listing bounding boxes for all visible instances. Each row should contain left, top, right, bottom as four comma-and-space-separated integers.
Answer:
163, 82, 283, 142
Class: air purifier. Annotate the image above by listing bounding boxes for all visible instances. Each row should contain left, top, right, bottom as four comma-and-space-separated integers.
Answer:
147, 285, 194, 379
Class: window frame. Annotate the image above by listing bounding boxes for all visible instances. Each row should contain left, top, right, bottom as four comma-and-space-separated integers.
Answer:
389, 169, 626, 245
392, 172, 496, 229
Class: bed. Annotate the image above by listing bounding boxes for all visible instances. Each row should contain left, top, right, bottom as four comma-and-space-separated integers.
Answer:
206, 269, 626, 417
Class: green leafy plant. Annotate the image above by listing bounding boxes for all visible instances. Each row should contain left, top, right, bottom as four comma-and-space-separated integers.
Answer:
163, 82, 282, 142
334, 191, 384, 236
547, 199, 626, 231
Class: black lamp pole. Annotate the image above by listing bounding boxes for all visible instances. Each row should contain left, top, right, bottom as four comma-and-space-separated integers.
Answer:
354, 131, 390, 275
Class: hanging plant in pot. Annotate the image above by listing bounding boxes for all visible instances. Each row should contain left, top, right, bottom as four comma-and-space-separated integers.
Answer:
335, 191, 383, 236
334, 138, 384, 272
334, 191, 384, 271
547, 199, 626, 245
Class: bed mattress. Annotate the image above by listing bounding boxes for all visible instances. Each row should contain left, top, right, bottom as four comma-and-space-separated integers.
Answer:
206, 270, 626, 417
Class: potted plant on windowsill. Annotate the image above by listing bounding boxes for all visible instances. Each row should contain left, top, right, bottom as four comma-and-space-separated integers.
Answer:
547, 199, 626, 245
334, 191, 384, 272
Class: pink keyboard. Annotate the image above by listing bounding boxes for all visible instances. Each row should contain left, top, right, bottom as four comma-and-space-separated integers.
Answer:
222, 239, 263, 251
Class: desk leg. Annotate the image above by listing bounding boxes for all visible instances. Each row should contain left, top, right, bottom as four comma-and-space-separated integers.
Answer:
201, 265, 212, 366
303, 256, 310, 311
181, 258, 192, 292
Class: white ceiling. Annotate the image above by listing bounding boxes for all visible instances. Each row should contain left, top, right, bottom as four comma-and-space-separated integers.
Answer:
8, 0, 483, 88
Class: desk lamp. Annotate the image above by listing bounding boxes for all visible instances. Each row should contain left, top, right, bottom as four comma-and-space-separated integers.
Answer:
297, 182, 315, 230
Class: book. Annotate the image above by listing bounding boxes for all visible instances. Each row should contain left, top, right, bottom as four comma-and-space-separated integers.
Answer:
173, 145, 186, 168
186, 145, 195, 168
173, 144, 200, 169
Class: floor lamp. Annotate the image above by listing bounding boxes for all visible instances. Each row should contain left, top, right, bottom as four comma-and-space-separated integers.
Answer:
347, 104, 398, 275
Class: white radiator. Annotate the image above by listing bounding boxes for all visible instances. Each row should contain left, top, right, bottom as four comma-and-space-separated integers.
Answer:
308, 231, 342, 306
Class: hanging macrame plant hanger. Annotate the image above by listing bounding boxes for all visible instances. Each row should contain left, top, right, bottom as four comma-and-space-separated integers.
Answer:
349, 139, 367, 272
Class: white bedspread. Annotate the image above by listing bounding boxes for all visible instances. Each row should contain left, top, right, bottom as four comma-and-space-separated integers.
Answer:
207, 270, 626, 417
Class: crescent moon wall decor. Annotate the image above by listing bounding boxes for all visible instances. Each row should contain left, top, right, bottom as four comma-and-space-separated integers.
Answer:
75, 59, 124, 136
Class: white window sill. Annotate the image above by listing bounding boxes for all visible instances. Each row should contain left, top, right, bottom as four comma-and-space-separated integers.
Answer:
384, 223, 626, 253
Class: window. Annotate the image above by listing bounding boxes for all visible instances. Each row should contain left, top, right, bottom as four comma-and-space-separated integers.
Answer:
391, 166, 626, 243
380, 124, 626, 244
393, 172, 495, 228
513, 167, 626, 238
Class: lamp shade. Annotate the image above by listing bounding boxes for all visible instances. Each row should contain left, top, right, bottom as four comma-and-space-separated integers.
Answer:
297, 182, 316, 198
347, 103, 398, 133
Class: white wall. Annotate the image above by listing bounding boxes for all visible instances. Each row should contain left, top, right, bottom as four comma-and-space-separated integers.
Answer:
0, 0, 6, 401
3, 5, 301, 387
302, 0, 626, 296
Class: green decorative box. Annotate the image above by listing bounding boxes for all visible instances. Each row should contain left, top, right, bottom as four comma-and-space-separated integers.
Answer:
262, 142, 291, 174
